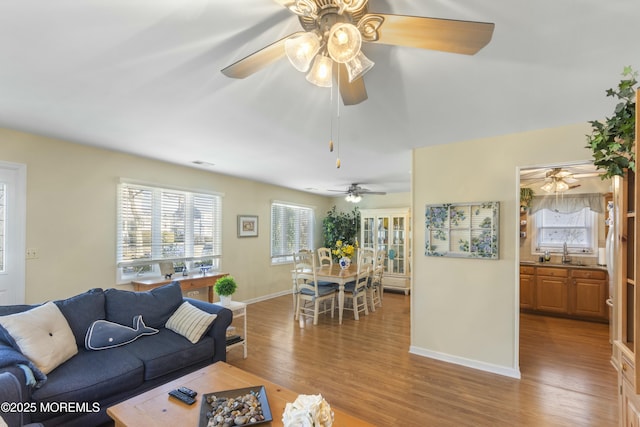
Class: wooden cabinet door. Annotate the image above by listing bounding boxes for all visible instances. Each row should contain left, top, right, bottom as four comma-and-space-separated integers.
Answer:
520, 274, 535, 309
571, 277, 608, 320
535, 276, 568, 313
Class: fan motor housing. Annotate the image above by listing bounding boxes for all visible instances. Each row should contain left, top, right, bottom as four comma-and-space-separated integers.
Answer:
298, 0, 369, 32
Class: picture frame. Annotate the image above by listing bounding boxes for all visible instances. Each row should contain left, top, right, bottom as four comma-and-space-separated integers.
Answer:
425, 201, 499, 259
237, 215, 258, 237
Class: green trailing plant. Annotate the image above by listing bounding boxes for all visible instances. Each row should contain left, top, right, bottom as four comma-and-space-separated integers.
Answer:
586, 66, 637, 179
520, 187, 535, 209
214, 275, 237, 296
322, 206, 360, 249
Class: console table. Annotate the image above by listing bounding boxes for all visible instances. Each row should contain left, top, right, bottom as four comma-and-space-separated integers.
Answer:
131, 272, 227, 303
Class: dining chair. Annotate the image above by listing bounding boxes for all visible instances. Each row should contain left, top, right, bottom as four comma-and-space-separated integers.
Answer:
343, 264, 370, 320
358, 247, 376, 268
293, 255, 337, 325
317, 247, 333, 267
291, 250, 315, 317
368, 264, 384, 311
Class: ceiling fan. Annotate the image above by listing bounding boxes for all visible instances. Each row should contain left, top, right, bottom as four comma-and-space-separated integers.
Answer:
221, 0, 495, 105
330, 183, 386, 202
536, 168, 581, 193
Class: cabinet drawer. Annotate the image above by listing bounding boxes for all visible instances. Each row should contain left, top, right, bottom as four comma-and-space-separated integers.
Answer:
181, 279, 213, 290
571, 269, 606, 280
622, 354, 635, 387
520, 266, 535, 275
536, 267, 568, 277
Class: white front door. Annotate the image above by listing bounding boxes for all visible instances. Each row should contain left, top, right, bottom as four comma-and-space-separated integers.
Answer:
0, 161, 26, 305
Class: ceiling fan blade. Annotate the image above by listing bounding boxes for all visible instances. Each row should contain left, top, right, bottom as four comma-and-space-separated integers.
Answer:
338, 64, 368, 105
365, 14, 495, 55
362, 191, 386, 195
221, 32, 302, 79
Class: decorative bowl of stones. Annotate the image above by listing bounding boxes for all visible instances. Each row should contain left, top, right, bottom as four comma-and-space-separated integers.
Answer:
199, 385, 272, 427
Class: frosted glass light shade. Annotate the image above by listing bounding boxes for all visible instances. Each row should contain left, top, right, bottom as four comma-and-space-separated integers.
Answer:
285, 32, 321, 72
345, 51, 374, 82
327, 23, 361, 63
306, 55, 333, 87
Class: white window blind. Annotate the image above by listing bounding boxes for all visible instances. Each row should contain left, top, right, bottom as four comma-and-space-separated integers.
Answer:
117, 182, 222, 279
271, 202, 314, 264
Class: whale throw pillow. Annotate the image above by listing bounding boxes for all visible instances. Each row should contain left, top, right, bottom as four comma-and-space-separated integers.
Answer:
85, 315, 159, 350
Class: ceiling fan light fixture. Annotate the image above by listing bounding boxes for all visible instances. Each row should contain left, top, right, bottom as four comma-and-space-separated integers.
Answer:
344, 51, 374, 82
345, 193, 361, 203
556, 180, 569, 192
327, 23, 362, 63
306, 54, 333, 87
335, 0, 367, 14
285, 32, 321, 72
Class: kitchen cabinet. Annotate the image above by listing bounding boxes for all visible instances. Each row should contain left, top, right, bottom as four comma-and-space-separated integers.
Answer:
535, 267, 569, 314
360, 208, 411, 295
519, 264, 608, 322
519, 266, 535, 310
571, 269, 608, 319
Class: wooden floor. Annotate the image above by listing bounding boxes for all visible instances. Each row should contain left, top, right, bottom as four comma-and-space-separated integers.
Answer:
226, 292, 618, 426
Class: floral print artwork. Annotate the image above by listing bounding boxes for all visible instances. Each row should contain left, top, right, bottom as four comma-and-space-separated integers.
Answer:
425, 201, 499, 259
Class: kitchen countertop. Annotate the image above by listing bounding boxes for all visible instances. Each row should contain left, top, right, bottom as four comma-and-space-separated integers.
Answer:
520, 260, 608, 271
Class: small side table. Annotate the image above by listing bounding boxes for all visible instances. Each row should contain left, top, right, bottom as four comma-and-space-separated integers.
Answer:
215, 300, 247, 359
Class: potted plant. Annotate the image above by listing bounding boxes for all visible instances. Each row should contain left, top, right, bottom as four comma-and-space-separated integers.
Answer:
586, 66, 637, 179
214, 275, 237, 306
520, 187, 535, 211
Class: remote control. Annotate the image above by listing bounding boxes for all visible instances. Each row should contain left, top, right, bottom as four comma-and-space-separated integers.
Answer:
168, 389, 196, 405
178, 386, 197, 398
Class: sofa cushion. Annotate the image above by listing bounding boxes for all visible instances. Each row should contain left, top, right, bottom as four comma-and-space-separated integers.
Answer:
165, 301, 217, 344
85, 315, 159, 350
31, 346, 144, 410
0, 302, 78, 374
54, 288, 105, 348
121, 328, 214, 380
104, 282, 183, 328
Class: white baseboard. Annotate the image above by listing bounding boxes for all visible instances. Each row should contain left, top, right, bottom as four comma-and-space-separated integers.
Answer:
409, 345, 521, 379
241, 289, 292, 305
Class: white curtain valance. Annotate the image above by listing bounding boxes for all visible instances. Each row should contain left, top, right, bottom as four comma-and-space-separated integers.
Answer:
530, 193, 605, 214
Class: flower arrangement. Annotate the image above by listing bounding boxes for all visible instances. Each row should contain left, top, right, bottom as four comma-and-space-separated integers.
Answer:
331, 240, 355, 259
282, 394, 334, 427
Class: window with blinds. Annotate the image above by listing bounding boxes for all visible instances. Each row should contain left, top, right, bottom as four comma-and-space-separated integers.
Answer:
270, 201, 314, 264
117, 182, 222, 282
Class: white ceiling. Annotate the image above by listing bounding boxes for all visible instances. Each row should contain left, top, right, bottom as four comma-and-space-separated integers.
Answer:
0, 1, 638, 197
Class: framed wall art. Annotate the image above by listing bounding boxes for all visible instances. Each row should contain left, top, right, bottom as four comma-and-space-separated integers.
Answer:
425, 201, 499, 259
237, 215, 258, 237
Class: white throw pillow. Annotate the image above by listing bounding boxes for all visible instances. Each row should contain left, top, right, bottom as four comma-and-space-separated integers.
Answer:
165, 301, 217, 344
0, 301, 78, 374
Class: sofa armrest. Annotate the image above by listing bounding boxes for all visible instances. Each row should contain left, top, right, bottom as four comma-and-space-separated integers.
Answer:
0, 371, 43, 427
183, 298, 233, 362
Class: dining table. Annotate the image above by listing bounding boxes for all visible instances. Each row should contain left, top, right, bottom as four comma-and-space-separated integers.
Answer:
315, 263, 359, 324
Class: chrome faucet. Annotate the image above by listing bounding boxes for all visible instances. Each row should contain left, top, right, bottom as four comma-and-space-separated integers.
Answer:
562, 242, 571, 264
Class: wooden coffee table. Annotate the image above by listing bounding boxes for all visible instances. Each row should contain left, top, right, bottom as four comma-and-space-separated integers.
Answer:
107, 362, 375, 427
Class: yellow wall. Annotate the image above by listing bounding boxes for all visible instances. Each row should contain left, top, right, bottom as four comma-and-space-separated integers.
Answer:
0, 128, 335, 303
412, 122, 596, 377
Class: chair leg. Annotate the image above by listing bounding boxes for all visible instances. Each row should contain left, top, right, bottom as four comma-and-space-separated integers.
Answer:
294, 295, 300, 321
353, 295, 359, 320
330, 296, 335, 318
313, 300, 320, 325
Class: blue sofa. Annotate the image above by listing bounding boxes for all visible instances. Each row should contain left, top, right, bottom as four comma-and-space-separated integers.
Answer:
0, 282, 232, 427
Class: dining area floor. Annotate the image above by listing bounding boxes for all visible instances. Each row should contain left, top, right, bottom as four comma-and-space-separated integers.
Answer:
228, 292, 618, 426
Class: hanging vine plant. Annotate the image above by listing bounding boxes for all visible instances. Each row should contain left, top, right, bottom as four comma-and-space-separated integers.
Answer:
586, 66, 637, 179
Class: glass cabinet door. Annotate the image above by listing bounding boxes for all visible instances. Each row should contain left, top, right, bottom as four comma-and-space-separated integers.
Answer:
362, 216, 375, 248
